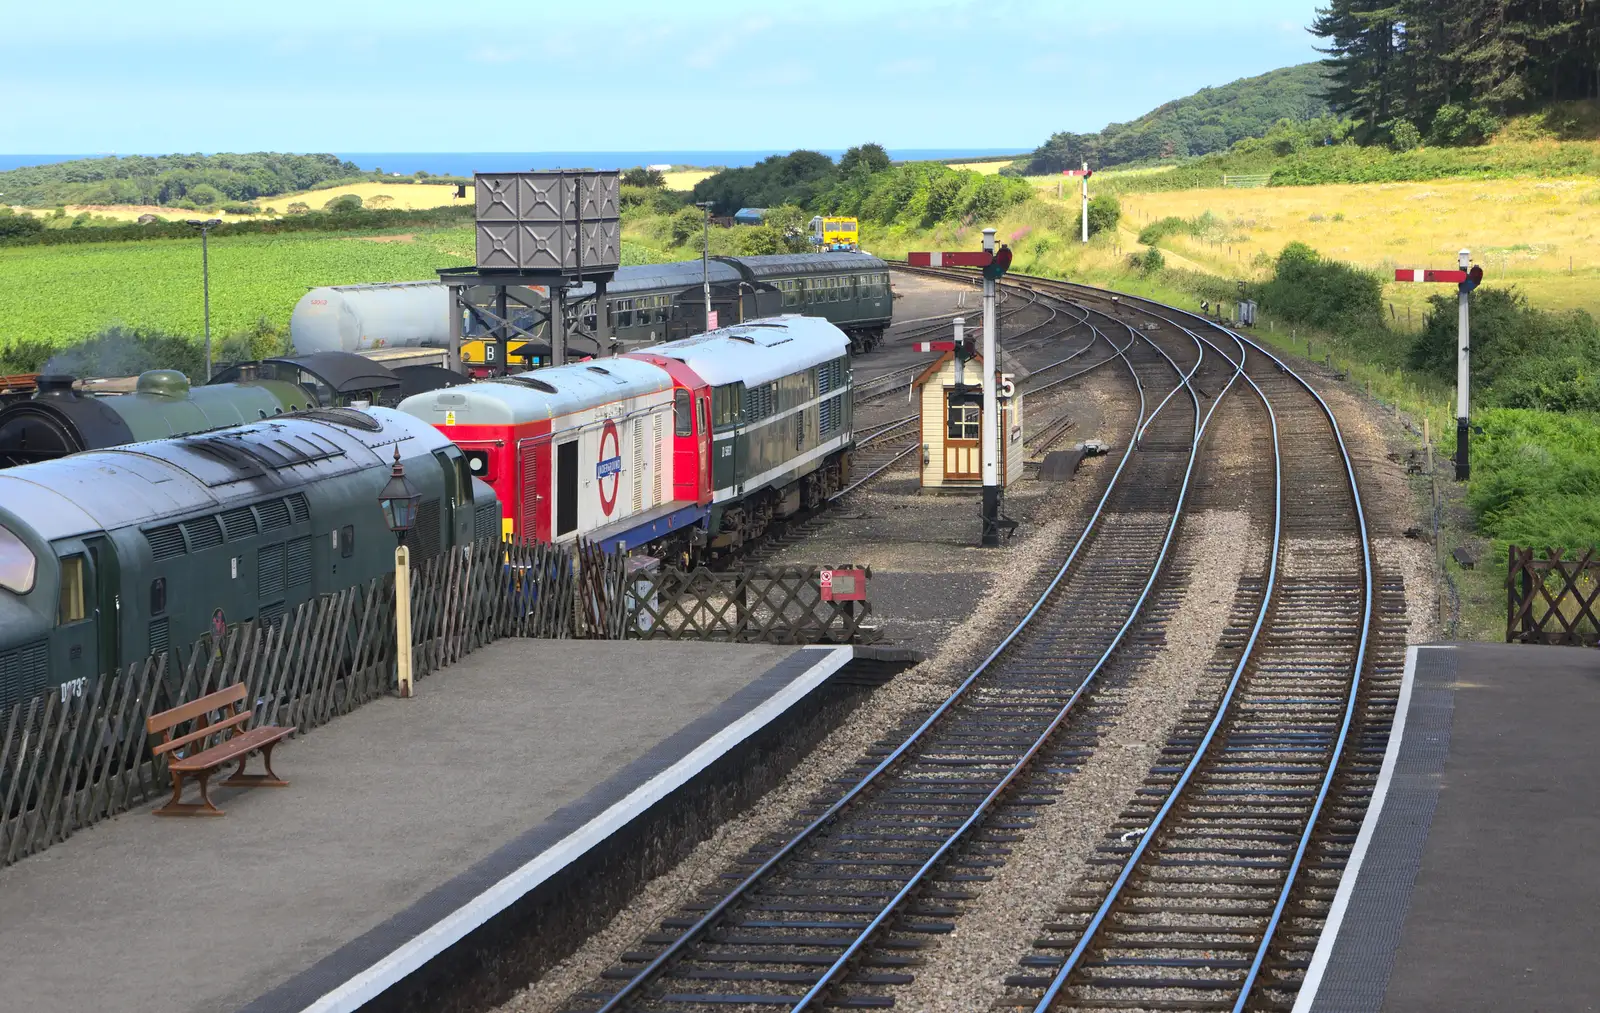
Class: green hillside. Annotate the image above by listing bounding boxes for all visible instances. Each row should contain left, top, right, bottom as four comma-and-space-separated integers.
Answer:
1017, 62, 1337, 172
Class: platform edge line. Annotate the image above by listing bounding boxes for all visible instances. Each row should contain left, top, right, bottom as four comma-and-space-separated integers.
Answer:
1292, 643, 1438, 1012
296, 644, 853, 1013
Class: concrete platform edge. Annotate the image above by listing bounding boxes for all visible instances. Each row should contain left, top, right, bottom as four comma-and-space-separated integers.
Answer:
252, 644, 853, 1013
1294, 644, 1456, 1013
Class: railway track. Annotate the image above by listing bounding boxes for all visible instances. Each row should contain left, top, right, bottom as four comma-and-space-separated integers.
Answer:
560, 283, 1235, 1013
551, 267, 1399, 1013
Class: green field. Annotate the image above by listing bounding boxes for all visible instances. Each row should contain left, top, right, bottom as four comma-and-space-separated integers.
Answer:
0, 227, 669, 350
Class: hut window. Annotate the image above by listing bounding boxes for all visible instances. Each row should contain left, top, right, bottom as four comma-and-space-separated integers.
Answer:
947, 393, 981, 441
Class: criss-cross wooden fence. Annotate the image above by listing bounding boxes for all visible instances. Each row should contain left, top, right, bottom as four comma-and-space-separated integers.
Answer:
1506, 545, 1600, 646
628, 564, 878, 644
0, 540, 879, 867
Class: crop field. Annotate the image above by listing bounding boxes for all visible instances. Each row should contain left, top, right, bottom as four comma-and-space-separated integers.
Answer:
660, 169, 714, 189
1121, 175, 1600, 322
0, 228, 673, 350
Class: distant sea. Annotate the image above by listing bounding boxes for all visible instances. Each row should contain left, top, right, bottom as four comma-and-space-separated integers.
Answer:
0, 148, 1027, 175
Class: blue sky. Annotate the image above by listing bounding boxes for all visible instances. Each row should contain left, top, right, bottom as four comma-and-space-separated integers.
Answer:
3, 0, 1326, 153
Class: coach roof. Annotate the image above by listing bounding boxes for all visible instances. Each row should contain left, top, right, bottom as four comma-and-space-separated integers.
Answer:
645, 315, 850, 389
397, 355, 672, 427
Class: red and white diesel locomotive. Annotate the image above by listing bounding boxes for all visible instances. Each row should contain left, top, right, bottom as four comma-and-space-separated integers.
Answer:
397, 315, 856, 556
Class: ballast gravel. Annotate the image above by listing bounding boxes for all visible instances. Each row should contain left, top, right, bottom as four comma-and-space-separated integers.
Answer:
889, 509, 1264, 1013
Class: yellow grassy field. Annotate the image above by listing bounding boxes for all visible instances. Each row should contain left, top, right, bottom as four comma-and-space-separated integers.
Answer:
947, 159, 1015, 175
263, 181, 470, 212
1122, 176, 1600, 322
661, 169, 714, 189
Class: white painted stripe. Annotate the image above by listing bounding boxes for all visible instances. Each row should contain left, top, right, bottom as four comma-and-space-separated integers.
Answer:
296, 645, 854, 1013
929, 252, 943, 267
1292, 644, 1452, 1012
1412, 269, 1425, 282
712, 433, 851, 502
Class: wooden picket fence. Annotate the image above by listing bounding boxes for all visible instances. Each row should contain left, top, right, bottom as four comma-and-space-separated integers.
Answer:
1506, 545, 1600, 646
0, 539, 880, 868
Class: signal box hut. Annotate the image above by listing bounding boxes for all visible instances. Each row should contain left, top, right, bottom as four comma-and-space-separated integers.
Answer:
912, 348, 1028, 492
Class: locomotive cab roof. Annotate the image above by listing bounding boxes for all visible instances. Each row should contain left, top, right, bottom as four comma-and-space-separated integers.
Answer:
397, 356, 672, 426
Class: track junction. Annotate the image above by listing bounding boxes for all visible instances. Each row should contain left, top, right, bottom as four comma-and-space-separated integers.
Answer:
539, 268, 1407, 1013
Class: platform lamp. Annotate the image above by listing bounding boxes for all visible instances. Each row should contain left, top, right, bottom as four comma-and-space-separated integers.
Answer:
185, 218, 222, 381
379, 447, 421, 698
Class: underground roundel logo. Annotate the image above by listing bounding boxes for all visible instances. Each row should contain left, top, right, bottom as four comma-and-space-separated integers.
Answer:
596, 419, 622, 516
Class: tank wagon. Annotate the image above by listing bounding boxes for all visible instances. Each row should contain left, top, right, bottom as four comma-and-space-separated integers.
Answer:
292, 253, 892, 369
0, 407, 499, 709
398, 314, 853, 557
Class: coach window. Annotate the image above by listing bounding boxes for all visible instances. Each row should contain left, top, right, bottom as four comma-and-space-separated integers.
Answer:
675, 389, 693, 436
57, 554, 86, 625
617, 299, 634, 328
0, 525, 36, 594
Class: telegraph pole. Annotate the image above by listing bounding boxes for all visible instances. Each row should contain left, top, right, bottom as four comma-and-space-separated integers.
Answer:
696, 201, 713, 328
980, 228, 1000, 547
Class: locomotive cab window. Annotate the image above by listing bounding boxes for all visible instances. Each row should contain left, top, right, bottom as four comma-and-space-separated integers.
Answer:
57, 554, 86, 625
674, 390, 693, 436
0, 525, 36, 594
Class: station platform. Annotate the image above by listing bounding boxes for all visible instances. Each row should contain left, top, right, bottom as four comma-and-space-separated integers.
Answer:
1296, 642, 1600, 1012
0, 640, 864, 1013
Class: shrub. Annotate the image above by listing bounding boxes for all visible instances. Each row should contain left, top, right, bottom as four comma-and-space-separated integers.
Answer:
216, 316, 292, 365
621, 167, 666, 188
285, 202, 310, 215
1389, 119, 1423, 151
0, 338, 55, 374
221, 201, 261, 215
323, 193, 364, 213
1429, 104, 1499, 146
1138, 216, 1190, 245
1084, 193, 1121, 236
1408, 287, 1600, 411
364, 194, 395, 209
1256, 241, 1383, 330
0, 213, 45, 239
1129, 248, 1165, 273
671, 205, 705, 246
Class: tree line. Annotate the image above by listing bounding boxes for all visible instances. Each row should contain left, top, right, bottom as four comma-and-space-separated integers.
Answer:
1314, 1, 1600, 145
0, 152, 368, 207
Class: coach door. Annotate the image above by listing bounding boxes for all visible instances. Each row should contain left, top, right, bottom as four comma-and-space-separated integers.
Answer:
944, 390, 981, 481
556, 439, 579, 537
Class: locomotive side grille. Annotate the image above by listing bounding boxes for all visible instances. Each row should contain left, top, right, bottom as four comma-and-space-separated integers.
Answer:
259, 600, 287, 629
474, 504, 498, 544
287, 493, 310, 523
286, 536, 312, 588
0, 640, 49, 715
652, 414, 664, 505
182, 515, 224, 551
258, 543, 286, 598
820, 393, 844, 437
148, 618, 169, 657
412, 499, 442, 561
145, 525, 186, 561
517, 450, 538, 540
633, 418, 644, 513
257, 499, 292, 532
221, 507, 258, 540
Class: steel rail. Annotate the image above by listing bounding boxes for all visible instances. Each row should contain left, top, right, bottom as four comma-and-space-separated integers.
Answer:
1021, 281, 1373, 1013
589, 284, 1160, 1013
787, 305, 1242, 1012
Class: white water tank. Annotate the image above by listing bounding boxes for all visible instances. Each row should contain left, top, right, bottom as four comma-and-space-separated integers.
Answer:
290, 281, 450, 354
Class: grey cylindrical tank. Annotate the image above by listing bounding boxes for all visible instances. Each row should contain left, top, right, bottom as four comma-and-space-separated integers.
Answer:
290, 281, 450, 353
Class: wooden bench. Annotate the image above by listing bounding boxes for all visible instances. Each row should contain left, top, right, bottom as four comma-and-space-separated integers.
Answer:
146, 683, 296, 817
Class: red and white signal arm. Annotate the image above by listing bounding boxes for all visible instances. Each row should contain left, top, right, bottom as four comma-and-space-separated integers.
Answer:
1395, 268, 1468, 284
820, 568, 868, 602
1062, 168, 1092, 177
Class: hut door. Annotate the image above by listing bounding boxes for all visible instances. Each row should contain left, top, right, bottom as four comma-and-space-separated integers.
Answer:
944, 391, 981, 481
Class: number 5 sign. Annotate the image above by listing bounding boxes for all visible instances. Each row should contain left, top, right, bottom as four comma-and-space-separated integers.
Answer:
999, 373, 1016, 399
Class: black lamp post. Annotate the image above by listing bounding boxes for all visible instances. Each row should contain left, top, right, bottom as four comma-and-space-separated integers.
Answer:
378, 447, 421, 695
185, 217, 222, 380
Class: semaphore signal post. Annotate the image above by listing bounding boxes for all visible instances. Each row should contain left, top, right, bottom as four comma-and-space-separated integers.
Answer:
1394, 249, 1483, 480
908, 229, 1014, 545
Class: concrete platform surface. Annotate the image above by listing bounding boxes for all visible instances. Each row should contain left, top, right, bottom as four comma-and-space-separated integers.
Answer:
0, 640, 851, 1013
1296, 642, 1600, 1013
